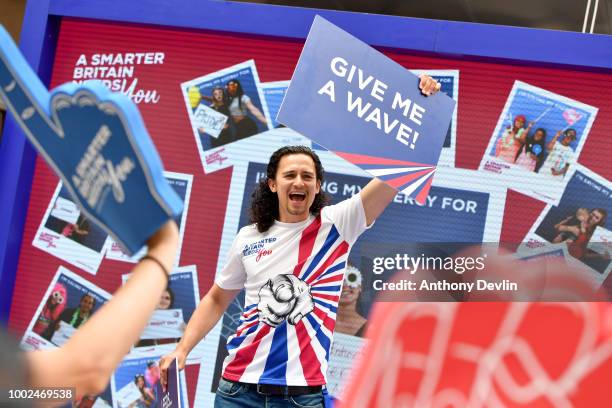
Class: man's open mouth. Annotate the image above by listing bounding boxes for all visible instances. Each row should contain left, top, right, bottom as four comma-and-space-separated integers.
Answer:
289, 192, 306, 202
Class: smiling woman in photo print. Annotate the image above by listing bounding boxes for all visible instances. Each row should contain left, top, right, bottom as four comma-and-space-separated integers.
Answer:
335, 264, 368, 338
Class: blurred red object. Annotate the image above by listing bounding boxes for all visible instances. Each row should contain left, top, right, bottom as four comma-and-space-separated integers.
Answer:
339, 302, 612, 407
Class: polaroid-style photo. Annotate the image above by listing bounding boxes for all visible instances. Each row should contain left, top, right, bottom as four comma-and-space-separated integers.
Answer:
511, 243, 571, 286
514, 242, 570, 263
190, 127, 309, 190
522, 164, 611, 285
479, 80, 597, 205
20, 266, 111, 351
111, 352, 188, 408
588, 226, 612, 258
104, 171, 193, 265
181, 60, 272, 174
410, 70, 459, 168
122, 265, 200, 348
326, 332, 366, 397
261, 80, 290, 129
32, 182, 109, 275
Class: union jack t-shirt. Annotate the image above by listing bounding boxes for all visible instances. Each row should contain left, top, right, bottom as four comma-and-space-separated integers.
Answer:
215, 193, 369, 386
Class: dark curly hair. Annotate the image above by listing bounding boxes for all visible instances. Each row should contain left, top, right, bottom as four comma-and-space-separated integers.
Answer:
250, 146, 330, 233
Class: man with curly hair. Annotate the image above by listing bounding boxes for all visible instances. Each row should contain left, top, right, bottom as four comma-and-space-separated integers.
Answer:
160, 76, 441, 407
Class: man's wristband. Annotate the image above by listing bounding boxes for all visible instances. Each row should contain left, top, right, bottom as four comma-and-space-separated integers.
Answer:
140, 254, 170, 283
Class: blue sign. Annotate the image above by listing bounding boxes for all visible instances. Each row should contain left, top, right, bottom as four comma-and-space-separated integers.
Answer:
0, 25, 182, 255
162, 358, 182, 407
278, 16, 456, 204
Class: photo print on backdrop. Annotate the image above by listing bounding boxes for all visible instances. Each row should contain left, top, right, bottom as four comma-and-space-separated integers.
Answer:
261, 80, 290, 129
104, 171, 193, 265
111, 352, 188, 408
32, 182, 109, 275
20, 266, 111, 351
122, 265, 200, 349
187, 130, 505, 405
493, 243, 572, 287
521, 164, 611, 285
180, 60, 272, 174
410, 70, 459, 168
479, 80, 597, 205
513, 242, 570, 263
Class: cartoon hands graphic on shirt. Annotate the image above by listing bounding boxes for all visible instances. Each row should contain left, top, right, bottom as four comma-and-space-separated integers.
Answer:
257, 274, 314, 328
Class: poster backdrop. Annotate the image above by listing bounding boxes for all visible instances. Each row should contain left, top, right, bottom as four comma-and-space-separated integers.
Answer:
6, 16, 612, 406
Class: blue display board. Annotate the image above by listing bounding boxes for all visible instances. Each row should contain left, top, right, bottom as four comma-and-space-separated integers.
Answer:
1, 0, 612, 322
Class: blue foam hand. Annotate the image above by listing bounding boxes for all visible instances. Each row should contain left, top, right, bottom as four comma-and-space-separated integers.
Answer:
0, 25, 183, 255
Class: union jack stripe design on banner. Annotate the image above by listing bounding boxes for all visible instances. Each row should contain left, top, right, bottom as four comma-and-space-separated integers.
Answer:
335, 151, 436, 205
222, 214, 351, 386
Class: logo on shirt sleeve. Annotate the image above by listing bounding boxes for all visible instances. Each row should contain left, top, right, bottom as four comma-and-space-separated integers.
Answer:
257, 274, 314, 327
